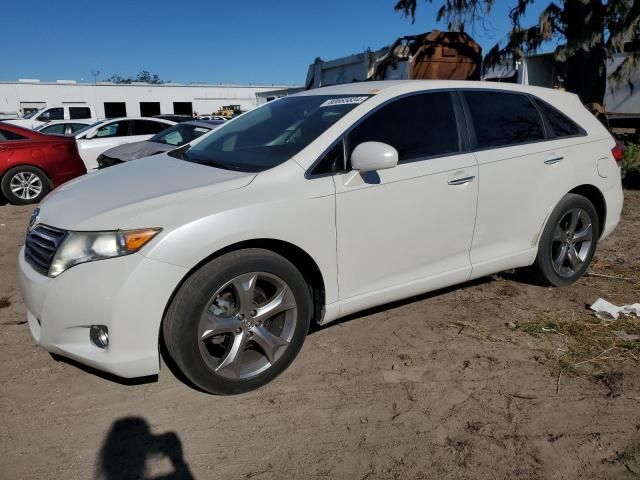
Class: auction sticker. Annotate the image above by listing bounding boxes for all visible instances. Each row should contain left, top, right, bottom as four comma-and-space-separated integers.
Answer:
319, 96, 369, 107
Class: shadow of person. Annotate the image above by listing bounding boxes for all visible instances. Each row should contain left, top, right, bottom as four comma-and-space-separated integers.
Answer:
97, 416, 194, 480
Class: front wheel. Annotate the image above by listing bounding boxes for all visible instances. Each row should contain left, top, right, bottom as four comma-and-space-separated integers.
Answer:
163, 249, 312, 394
1, 166, 50, 205
532, 193, 599, 286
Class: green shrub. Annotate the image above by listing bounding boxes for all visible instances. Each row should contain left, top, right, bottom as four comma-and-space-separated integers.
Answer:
622, 142, 640, 175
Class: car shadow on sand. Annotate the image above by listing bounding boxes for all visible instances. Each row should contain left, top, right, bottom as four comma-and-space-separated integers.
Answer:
96, 416, 194, 480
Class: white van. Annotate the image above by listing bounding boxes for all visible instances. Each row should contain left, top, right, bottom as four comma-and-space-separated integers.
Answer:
5, 105, 97, 129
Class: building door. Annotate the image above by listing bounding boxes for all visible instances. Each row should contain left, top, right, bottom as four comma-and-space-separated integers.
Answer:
173, 102, 193, 115
140, 102, 160, 117
104, 102, 127, 118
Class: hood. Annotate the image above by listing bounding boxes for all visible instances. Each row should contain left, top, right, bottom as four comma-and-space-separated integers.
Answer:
103, 140, 175, 161
38, 153, 256, 230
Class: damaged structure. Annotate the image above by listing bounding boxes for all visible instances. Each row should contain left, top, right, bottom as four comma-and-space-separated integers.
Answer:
305, 30, 482, 90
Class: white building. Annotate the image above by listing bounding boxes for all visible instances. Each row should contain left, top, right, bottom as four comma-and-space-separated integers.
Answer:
0, 79, 295, 119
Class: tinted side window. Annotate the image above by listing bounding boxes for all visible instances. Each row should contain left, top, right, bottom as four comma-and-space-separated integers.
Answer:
464, 91, 544, 148
41, 124, 66, 134
69, 107, 91, 119
68, 123, 89, 133
96, 122, 129, 138
532, 98, 581, 138
0, 128, 27, 141
38, 107, 64, 121
132, 120, 168, 135
348, 92, 459, 163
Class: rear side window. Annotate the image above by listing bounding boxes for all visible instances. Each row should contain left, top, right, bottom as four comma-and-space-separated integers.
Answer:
464, 91, 544, 148
131, 120, 168, 135
532, 98, 582, 138
348, 91, 460, 163
41, 124, 66, 134
69, 107, 91, 119
0, 128, 27, 141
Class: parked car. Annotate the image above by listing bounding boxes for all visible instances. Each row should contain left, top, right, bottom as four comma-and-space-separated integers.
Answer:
18, 81, 623, 394
97, 120, 220, 168
0, 123, 86, 204
4, 105, 97, 130
36, 120, 94, 136
74, 117, 175, 170
153, 114, 194, 123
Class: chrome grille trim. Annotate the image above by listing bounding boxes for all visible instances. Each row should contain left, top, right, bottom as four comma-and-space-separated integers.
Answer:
25, 225, 68, 275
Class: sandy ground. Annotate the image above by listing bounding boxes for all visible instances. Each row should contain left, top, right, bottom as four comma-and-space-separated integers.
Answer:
1, 191, 640, 480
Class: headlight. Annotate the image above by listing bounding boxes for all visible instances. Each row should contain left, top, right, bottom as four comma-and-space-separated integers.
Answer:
49, 228, 161, 277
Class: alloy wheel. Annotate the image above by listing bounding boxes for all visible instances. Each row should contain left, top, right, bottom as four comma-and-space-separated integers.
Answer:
550, 207, 594, 278
9, 172, 43, 200
197, 272, 298, 380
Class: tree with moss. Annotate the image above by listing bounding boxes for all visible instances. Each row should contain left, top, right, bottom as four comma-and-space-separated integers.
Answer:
394, 0, 639, 105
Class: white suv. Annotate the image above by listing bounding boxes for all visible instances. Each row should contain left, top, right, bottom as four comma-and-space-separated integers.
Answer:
18, 81, 624, 394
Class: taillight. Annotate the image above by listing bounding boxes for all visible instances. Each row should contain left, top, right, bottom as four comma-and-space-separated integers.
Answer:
611, 142, 624, 162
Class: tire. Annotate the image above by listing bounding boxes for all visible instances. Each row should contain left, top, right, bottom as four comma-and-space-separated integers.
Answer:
532, 193, 599, 286
163, 248, 312, 394
1, 165, 50, 205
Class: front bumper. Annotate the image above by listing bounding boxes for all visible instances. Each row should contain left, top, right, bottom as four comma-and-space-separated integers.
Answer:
18, 247, 188, 378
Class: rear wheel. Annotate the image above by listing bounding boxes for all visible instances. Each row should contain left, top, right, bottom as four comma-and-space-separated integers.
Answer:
1, 166, 50, 205
532, 193, 599, 286
163, 248, 312, 394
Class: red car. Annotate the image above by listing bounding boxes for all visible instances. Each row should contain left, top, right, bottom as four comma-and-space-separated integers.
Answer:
0, 122, 86, 205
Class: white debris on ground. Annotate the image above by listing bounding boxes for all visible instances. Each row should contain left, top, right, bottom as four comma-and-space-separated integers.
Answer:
589, 298, 640, 321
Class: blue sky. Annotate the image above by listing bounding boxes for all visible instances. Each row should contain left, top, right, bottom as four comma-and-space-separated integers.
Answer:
3, 0, 550, 85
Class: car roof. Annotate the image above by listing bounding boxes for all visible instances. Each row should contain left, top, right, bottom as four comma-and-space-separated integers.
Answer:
181, 120, 217, 129
96, 117, 177, 125
294, 79, 576, 99
39, 120, 93, 125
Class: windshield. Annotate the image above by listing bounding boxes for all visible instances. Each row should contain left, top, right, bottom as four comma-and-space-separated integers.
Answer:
171, 95, 370, 172
23, 110, 40, 119
150, 123, 211, 146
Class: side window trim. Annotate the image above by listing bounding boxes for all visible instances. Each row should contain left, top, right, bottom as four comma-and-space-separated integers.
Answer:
307, 88, 464, 178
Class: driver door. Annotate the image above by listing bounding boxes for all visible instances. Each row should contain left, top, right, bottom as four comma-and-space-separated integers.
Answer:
334, 91, 478, 314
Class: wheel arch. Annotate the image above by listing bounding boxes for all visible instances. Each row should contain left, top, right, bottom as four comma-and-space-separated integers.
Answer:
161, 238, 327, 328
0, 163, 54, 189
568, 184, 606, 237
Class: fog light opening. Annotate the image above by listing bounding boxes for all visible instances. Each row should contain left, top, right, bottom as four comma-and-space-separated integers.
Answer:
90, 325, 109, 349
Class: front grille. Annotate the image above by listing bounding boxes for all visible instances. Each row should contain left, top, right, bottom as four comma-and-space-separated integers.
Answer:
25, 225, 68, 275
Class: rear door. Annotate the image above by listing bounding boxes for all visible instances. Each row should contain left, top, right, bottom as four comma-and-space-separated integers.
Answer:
463, 90, 574, 278
335, 91, 478, 311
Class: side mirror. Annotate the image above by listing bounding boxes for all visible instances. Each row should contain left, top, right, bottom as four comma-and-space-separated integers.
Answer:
85, 130, 98, 140
350, 141, 398, 172
38, 112, 50, 122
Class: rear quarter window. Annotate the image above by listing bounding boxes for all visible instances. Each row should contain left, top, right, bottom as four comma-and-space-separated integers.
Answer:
532, 98, 583, 138
0, 128, 28, 141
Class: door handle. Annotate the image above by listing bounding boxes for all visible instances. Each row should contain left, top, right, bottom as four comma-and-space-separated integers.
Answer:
448, 175, 475, 186
544, 156, 564, 165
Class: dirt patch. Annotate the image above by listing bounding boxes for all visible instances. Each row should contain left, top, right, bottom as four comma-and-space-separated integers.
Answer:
1, 193, 640, 479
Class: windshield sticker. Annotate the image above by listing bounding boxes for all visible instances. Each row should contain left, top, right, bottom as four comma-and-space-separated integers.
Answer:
319, 96, 368, 107
194, 127, 209, 133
